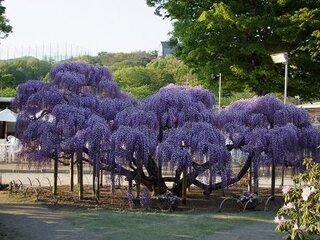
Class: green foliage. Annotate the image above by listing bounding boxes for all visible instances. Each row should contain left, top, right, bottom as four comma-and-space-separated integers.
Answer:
147, 56, 198, 86
114, 67, 155, 99
275, 159, 320, 240
221, 88, 256, 107
0, 87, 16, 96
147, 0, 320, 101
0, 0, 12, 40
0, 73, 15, 88
0, 57, 52, 87
73, 55, 102, 65
97, 51, 157, 70
0, 54, 197, 100
114, 56, 198, 99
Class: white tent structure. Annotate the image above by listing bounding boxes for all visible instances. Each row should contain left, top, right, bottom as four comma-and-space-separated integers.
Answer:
0, 108, 17, 138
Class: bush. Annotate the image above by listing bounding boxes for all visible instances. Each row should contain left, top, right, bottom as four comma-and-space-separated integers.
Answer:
0, 184, 9, 191
156, 190, 180, 211
275, 158, 320, 240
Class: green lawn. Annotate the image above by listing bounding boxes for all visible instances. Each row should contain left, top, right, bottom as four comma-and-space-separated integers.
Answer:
68, 209, 277, 240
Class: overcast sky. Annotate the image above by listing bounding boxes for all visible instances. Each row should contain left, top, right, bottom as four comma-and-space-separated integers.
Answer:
1, 0, 172, 57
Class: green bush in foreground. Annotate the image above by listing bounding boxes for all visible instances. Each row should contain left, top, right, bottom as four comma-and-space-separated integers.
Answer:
275, 158, 320, 240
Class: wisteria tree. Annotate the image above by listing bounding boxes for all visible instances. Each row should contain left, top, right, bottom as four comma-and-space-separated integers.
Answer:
216, 95, 320, 196
13, 62, 135, 198
13, 61, 320, 202
113, 84, 231, 198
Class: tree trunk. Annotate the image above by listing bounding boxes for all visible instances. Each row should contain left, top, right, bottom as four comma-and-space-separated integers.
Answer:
53, 152, 58, 195
95, 165, 100, 201
181, 168, 187, 204
271, 160, 276, 200
177, 154, 253, 195
93, 159, 96, 198
136, 160, 142, 198
281, 164, 285, 186
157, 122, 164, 195
253, 162, 259, 195
111, 169, 115, 194
100, 170, 103, 188
77, 151, 83, 200
70, 153, 74, 192
92, 160, 100, 202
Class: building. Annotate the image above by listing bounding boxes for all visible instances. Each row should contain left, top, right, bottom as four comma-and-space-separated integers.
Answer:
298, 102, 320, 128
0, 97, 15, 138
0, 97, 14, 109
158, 41, 173, 58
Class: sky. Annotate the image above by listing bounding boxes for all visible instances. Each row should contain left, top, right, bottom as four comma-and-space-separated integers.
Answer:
0, 0, 173, 58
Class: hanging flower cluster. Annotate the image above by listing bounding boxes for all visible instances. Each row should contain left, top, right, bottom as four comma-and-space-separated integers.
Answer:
218, 94, 320, 169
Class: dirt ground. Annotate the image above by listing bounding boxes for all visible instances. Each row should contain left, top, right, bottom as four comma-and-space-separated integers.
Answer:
0, 186, 285, 240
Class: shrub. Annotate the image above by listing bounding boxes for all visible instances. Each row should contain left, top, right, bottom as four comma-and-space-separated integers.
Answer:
238, 191, 259, 203
156, 190, 180, 210
275, 158, 320, 240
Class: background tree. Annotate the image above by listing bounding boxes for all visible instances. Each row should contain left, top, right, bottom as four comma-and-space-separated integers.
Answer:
0, 57, 52, 86
0, 0, 12, 40
96, 51, 157, 71
113, 56, 198, 99
113, 66, 156, 99
146, 0, 320, 101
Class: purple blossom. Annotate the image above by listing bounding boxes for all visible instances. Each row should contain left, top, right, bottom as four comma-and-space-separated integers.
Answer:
220, 95, 320, 167
140, 187, 151, 209
13, 80, 47, 110
98, 81, 121, 99
115, 107, 158, 130
142, 84, 215, 127
274, 104, 311, 128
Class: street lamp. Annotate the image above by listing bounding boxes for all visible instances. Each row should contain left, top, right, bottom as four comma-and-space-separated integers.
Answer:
270, 52, 289, 104
211, 73, 222, 112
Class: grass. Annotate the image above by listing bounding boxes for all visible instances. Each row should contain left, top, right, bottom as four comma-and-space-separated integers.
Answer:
0, 222, 25, 240
67, 209, 277, 240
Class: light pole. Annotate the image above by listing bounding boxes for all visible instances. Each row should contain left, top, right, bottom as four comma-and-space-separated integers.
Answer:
270, 52, 289, 104
211, 73, 222, 112
270, 52, 289, 194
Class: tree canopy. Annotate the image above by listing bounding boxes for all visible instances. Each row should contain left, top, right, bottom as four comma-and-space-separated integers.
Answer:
14, 61, 320, 199
113, 56, 197, 99
146, 0, 320, 101
0, 0, 11, 40
0, 57, 53, 96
